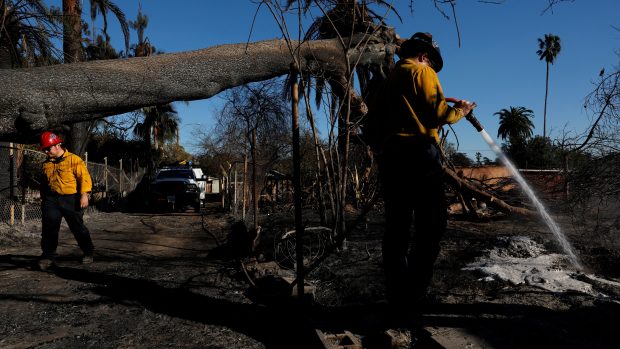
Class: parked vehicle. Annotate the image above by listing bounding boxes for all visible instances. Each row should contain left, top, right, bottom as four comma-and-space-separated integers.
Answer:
190, 167, 208, 207
148, 166, 206, 212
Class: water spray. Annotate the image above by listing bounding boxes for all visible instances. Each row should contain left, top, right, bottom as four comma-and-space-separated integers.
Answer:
446, 97, 583, 270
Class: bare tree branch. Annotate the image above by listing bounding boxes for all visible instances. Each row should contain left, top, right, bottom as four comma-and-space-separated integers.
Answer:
574, 69, 620, 153
541, 0, 575, 15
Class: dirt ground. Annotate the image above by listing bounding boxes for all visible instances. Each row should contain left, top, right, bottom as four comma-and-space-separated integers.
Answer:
1, 201, 619, 349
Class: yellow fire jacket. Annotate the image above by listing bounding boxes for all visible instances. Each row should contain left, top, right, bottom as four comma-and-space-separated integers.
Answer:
42, 150, 92, 195
380, 58, 464, 145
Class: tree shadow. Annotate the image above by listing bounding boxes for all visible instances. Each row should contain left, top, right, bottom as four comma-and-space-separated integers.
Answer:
2, 253, 618, 348
51, 265, 320, 348
0, 254, 39, 270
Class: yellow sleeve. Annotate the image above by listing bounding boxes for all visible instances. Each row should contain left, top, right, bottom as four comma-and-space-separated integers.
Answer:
416, 66, 464, 126
74, 156, 93, 194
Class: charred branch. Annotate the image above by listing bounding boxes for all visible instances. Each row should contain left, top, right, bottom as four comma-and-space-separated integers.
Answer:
443, 167, 537, 217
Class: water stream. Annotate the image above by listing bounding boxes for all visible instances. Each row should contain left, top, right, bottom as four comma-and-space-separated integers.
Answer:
479, 129, 582, 270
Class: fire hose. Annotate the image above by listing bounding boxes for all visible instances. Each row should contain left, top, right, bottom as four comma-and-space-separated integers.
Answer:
446, 97, 484, 132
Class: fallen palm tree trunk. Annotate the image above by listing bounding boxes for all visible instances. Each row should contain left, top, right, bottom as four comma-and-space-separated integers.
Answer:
0, 34, 396, 142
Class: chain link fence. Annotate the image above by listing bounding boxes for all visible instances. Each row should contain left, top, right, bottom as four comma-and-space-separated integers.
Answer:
1, 143, 146, 231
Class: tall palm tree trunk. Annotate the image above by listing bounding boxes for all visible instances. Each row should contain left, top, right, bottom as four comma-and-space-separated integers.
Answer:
63, 0, 90, 156
62, 0, 81, 63
543, 61, 550, 138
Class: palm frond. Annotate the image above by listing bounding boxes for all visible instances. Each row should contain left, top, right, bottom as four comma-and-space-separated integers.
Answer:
0, 0, 62, 67
88, 0, 129, 55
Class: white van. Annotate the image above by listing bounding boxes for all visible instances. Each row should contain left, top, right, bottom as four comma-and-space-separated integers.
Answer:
191, 167, 208, 205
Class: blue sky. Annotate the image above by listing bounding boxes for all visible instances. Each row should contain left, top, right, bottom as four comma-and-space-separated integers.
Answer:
50, 1, 620, 159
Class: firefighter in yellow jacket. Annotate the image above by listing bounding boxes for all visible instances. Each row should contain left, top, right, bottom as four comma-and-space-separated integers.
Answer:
38, 131, 94, 270
374, 32, 476, 331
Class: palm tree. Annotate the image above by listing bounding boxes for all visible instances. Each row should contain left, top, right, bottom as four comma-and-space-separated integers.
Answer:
133, 104, 180, 152
133, 104, 180, 170
536, 33, 561, 138
88, 0, 130, 54
128, 8, 177, 170
0, 0, 61, 69
129, 8, 154, 57
495, 106, 535, 145
84, 33, 119, 61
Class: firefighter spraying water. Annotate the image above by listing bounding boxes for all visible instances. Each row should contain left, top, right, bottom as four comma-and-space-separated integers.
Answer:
446, 97, 582, 269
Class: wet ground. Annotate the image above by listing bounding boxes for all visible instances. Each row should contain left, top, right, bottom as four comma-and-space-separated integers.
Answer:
0, 202, 619, 348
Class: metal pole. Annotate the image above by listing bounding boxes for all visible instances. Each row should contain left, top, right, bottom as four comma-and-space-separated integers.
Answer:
234, 164, 238, 216
21, 184, 26, 225
221, 176, 226, 209
119, 159, 123, 197
242, 154, 247, 221
104, 157, 108, 198
9, 143, 14, 226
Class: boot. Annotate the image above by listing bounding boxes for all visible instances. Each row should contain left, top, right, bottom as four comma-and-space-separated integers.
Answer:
81, 254, 94, 264
38, 258, 55, 271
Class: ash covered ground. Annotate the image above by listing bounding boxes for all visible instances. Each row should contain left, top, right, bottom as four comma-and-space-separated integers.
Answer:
1, 202, 619, 348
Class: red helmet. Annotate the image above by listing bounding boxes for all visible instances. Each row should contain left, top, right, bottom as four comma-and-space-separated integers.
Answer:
40, 131, 63, 150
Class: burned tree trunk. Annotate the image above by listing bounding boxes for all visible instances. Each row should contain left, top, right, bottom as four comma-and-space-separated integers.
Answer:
0, 35, 395, 142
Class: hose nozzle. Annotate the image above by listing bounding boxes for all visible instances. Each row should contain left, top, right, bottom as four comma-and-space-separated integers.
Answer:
445, 98, 484, 132
466, 112, 484, 132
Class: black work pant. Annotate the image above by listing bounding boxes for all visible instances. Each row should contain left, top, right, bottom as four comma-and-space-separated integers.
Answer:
41, 194, 94, 258
378, 141, 447, 320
